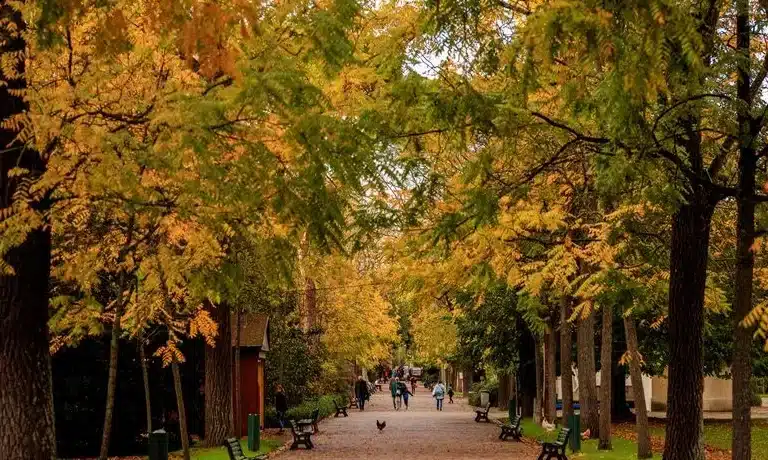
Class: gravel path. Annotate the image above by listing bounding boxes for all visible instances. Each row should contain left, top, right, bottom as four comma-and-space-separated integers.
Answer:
276, 386, 538, 459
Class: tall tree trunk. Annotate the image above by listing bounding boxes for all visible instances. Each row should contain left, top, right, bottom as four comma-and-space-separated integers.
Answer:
204, 302, 233, 446
732, 1, 755, 458
599, 304, 613, 450
545, 327, 557, 423
560, 296, 574, 425
498, 373, 510, 410
234, 309, 242, 438
463, 365, 472, 395
577, 310, 599, 438
624, 315, 651, 458
172, 358, 191, 460
0, 6, 57, 459
663, 200, 715, 460
99, 303, 125, 460
140, 337, 152, 434
534, 336, 544, 424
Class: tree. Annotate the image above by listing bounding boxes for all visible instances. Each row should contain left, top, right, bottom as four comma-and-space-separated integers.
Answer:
623, 314, 652, 459
0, 6, 56, 458
598, 303, 613, 450
204, 302, 233, 446
559, 296, 575, 427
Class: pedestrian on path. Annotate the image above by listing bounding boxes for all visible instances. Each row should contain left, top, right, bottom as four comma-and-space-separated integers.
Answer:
275, 384, 288, 433
400, 382, 414, 410
390, 376, 402, 410
355, 376, 370, 411
410, 376, 417, 394
447, 384, 454, 403
432, 380, 446, 411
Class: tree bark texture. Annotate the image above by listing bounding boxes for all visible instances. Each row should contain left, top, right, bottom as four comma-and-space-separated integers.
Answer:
732, 2, 755, 458
463, 365, 472, 395
599, 304, 613, 450
534, 337, 544, 424
577, 311, 599, 438
173, 359, 191, 460
560, 296, 574, 425
234, 310, 242, 438
204, 302, 233, 446
624, 316, 652, 458
140, 338, 152, 434
99, 303, 125, 460
498, 373, 510, 410
0, 6, 57, 459
663, 200, 715, 460
545, 328, 557, 423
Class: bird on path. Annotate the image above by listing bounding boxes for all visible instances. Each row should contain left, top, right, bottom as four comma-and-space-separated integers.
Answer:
541, 420, 556, 432
376, 420, 386, 431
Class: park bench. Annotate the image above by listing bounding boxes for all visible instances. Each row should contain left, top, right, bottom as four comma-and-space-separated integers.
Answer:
222, 437, 267, 460
296, 408, 320, 434
474, 402, 491, 422
288, 420, 314, 450
498, 415, 523, 441
334, 399, 349, 417
537, 427, 571, 460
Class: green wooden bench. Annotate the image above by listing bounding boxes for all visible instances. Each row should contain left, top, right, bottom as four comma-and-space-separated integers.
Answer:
334, 399, 349, 417
289, 420, 314, 450
537, 427, 571, 460
296, 408, 320, 434
498, 415, 523, 441
473, 402, 491, 422
222, 437, 266, 460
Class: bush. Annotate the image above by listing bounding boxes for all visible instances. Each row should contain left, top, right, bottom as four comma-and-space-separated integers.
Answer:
468, 380, 498, 407
264, 393, 348, 428
750, 377, 765, 407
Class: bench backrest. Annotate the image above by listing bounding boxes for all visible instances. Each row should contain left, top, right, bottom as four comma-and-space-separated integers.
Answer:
510, 415, 521, 427
556, 428, 571, 445
484, 403, 490, 413
334, 399, 341, 409
223, 437, 244, 460
289, 420, 300, 433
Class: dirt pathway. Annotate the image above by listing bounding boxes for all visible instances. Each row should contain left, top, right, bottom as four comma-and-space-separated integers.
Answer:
275, 385, 538, 459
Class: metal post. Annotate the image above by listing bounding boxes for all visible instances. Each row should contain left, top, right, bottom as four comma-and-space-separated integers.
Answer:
148, 429, 168, 460
568, 413, 581, 452
248, 414, 260, 452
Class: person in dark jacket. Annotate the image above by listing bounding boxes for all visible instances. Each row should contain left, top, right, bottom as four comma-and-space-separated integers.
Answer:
355, 376, 370, 411
275, 384, 288, 433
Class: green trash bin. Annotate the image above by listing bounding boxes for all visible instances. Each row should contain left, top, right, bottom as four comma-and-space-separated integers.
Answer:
508, 399, 516, 421
148, 429, 168, 460
248, 414, 260, 452
568, 413, 581, 452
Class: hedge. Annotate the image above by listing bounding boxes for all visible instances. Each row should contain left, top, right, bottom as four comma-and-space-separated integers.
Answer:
264, 393, 348, 428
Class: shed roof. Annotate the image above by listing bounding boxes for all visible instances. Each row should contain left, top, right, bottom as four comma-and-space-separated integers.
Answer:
231, 313, 269, 351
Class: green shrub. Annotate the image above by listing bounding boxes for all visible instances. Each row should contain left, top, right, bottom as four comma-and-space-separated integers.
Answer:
468, 380, 499, 407
264, 393, 348, 428
750, 377, 765, 407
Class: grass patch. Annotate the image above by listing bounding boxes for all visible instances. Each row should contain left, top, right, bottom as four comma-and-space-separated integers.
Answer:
171, 438, 282, 460
511, 418, 661, 459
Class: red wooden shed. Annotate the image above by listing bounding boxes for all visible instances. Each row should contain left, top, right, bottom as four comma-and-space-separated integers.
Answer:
231, 314, 269, 434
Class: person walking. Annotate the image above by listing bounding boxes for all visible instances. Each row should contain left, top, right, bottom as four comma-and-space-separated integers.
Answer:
390, 376, 402, 410
447, 384, 454, 403
410, 376, 417, 394
399, 380, 414, 410
275, 384, 288, 433
432, 380, 446, 411
355, 376, 370, 411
